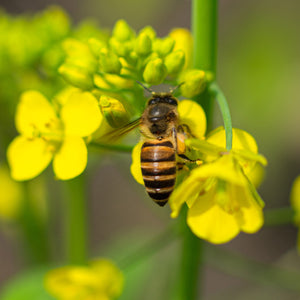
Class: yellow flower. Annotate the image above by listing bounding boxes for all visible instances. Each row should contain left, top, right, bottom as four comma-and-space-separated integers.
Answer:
7, 90, 102, 181
290, 176, 300, 252
130, 99, 207, 185
0, 165, 23, 222
45, 258, 123, 300
169, 128, 266, 244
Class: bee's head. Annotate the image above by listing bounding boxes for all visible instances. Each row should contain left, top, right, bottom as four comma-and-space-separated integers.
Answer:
145, 93, 178, 135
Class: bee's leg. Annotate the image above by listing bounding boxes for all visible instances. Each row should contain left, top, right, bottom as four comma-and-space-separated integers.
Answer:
178, 154, 203, 165
176, 162, 189, 172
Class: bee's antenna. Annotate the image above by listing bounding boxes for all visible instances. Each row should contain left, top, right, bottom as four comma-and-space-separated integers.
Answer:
170, 82, 185, 94
136, 81, 155, 94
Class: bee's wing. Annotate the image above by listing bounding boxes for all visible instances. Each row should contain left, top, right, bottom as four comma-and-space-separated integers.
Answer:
102, 118, 141, 142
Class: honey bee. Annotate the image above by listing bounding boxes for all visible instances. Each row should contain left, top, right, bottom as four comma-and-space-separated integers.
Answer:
105, 90, 195, 206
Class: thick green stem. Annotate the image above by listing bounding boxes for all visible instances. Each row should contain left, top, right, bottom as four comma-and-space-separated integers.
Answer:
172, 1, 219, 299
19, 181, 50, 265
192, 0, 218, 73
62, 174, 88, 264
173, 205, 204, 300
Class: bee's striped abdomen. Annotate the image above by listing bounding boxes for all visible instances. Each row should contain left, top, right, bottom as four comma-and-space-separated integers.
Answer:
141, 140, 176, 206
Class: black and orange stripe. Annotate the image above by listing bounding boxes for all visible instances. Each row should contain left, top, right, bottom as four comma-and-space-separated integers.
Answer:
141, 140, 176, 206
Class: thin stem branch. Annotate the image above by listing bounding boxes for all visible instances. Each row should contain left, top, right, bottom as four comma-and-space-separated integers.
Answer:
209, 82, 233, 150
206, 244, 300, 292
264, 207, 295, 226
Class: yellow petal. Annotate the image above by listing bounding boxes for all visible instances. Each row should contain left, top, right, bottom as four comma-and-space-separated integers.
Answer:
178, 100, 206, 139
7, 136, 54, 181
291, 176, 300, 212
207, 127, 258, 153
16, 90, 60, 137
61, 91, 102, 137
189, 154, 248, 187
0, 165, 23, 221
130, 141, 144, 185
231, 185, 264, 233
187, 188, 240, 244
53, 137, 87, 180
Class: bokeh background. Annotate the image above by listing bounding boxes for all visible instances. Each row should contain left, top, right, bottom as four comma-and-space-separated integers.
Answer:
0, 0, 299, 299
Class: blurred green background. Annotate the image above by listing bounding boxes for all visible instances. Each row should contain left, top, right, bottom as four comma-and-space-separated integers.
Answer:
0, 0, 299, 299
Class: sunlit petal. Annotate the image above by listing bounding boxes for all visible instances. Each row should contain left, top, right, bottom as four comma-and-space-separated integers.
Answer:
130, 141, 144, 185
53, 137, 87, 180
61, 91, 102, 137
16, 90, 59, 136
7, 136, 53, 181
178, 100, 206, 139
187, 188, 240, 244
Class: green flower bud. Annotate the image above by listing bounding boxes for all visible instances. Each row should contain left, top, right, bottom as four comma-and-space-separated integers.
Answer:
164, 50, 185, 75
99, 95, 130, 128
179, 69, 207, 98
112, 19, 135, 42
59, 64, 94, 90
88, 38, 106, 58
63, 38, 97, 73
109, 37, 133, 57
99, 49, 122, 74
143, 58, 167, 85
153, 37, 175, 57
134, 33, 152, 57
139, 26, 156, 40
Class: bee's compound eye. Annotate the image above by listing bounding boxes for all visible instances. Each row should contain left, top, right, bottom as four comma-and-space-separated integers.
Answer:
167, 98, 178, 106
148, 98, 159, 106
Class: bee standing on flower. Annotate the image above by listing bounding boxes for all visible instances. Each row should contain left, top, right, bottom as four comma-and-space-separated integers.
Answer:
105, 89, 198, 206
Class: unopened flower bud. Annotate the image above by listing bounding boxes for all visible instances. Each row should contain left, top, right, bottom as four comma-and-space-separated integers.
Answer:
112, 20, 134, 42
59, 64, 94, 90
109, 37, 133, 57
88, 38, 106, 58
153, 37, 175, 57
179, 69, 207, 98
139, 26, 156, 40
169, 28, 193, 69
99, 49, 122, 74
143, 58, 167, 85
135, 33, 152, 57
164, 50, 185, 75
99, 96, 130, 128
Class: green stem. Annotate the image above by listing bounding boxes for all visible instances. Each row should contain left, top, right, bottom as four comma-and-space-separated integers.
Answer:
209, 82, 233, 150
19, 181, 50, 265
192, 0, 218, 73
173, 205, 204, 300
89, 142, 134, 152
172, 1, 218, 299
62, 174, 88, 264
264, 207, 295, 226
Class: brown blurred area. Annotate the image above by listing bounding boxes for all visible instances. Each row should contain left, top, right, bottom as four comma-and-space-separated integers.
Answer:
0, 0, 300, 299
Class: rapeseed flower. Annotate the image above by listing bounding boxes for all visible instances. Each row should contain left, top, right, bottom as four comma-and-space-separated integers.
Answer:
170, 127, 267, 244
7, 89, 102, 181
45, 258, 123, 300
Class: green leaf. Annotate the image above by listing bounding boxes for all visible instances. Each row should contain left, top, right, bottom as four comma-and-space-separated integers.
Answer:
0, 267, 55, 300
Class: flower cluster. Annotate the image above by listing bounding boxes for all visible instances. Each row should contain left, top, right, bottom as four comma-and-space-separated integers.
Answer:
7, 18, 209, 181
131, 101, 267, 244
45, 258, 123, 300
